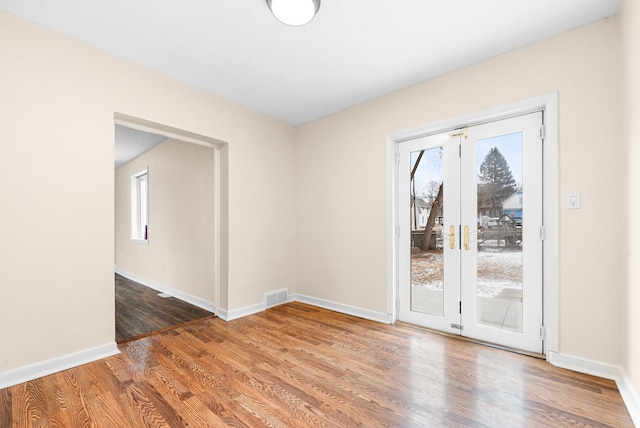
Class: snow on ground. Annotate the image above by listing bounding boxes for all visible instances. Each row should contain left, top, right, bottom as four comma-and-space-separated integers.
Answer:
411, 248, 523, 298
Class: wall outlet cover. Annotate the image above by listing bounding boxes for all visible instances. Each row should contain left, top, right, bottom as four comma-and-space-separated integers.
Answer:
567, 192, 581, 209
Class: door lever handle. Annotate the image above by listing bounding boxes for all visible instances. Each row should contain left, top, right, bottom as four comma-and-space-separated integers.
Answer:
464, 225, 469, 250
449, 225, 455, 250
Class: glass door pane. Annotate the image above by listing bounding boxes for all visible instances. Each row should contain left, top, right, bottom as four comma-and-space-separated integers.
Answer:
475, 133, 523, 333
410, 148, 444, 316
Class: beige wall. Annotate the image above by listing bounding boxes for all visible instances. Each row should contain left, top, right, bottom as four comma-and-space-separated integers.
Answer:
295, 18, 625, 365
0, 10, 296, 373
115, 139, 216, 302
621, 0, 640, 401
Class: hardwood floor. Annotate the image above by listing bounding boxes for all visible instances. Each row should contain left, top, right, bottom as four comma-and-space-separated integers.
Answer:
115, 274, 214, 343
1, 302, 633, 427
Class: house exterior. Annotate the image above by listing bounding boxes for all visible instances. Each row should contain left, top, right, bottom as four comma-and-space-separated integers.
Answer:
477, 183, 506, 218
411, 197, 430, 229
502, 190, 523, 219
411, 196, 443, 231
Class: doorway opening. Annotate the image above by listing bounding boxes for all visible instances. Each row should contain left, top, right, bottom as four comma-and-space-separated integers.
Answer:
113, 113, 227, 343
387, 94, 559, 358
399, 112, 542, 353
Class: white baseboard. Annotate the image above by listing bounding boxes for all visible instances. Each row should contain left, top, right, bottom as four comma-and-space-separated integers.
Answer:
548, 351, 640, 426
216, 293, 391, 324
115, 268, 216, 313
290, 293, 392, 324
0, 343, 119, 389
547, 351, 622, 379
618, 372, 640, 427
217, 302, 264, 321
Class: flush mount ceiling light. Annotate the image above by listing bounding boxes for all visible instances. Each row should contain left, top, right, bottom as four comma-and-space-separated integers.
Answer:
266, 0, 321, 26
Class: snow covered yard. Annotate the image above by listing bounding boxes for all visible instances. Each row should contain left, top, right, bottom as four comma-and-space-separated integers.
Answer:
411, 248, 523, 298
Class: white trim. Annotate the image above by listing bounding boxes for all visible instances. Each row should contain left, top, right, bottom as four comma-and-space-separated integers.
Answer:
217, 294, 391, 324
0, 343, 119, 389
387, 93, 557, 143
548, 351, 624, 379
386, 92, 559, 355
115, 268, 216, 313
114, 113, 223, 149
216, 293, 391, 324
213, 146, 222, 320
548, 351, 640, 426
130, 168, 149, 242
619, 372, 640, 426
129, 238, 149, 245
385, 134, 399, 318
217, 302, 264, 321
541, 94, 560, 355
290, 294, 392, 324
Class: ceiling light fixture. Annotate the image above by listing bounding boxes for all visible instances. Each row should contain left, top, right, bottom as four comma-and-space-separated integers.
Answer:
266, 0, 321, 26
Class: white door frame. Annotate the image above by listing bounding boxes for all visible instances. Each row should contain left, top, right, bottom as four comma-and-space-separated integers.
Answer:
386, 93, 559, 357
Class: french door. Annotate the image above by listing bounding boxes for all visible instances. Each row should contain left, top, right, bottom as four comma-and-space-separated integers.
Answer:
398, 112, 543, 353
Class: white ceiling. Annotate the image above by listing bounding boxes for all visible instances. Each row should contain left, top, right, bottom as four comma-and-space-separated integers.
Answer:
0, 0, 620, 126
114, 125, 166, 169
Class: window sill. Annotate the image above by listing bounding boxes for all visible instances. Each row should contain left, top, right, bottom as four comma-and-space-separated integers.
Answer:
130, 238, 149, 245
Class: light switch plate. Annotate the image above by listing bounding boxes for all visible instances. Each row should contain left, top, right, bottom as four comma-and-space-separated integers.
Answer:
567, 192, 581, 209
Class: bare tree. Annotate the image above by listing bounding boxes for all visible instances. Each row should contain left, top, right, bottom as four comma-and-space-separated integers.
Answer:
420, 183, 443, 250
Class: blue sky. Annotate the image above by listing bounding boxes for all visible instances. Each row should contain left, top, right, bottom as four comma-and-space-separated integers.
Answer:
411, 132, 523, 196
476, 132, 523, 186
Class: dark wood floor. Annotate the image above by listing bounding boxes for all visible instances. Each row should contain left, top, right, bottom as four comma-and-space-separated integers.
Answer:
115, 273, 214, 343
1, 302, 633, 427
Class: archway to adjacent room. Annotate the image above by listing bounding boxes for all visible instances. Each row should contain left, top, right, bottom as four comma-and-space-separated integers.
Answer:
113, 113, 226, 343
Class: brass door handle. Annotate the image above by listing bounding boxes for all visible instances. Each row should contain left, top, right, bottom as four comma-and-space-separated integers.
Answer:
449, 225, 455, 250
464, 226, 469, 250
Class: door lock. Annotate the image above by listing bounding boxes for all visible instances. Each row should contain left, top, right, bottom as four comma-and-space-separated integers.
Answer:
449, 226, 455, 249
464, 225, 469, 250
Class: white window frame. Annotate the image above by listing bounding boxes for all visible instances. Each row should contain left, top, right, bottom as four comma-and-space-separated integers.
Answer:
131, 168, 149, 244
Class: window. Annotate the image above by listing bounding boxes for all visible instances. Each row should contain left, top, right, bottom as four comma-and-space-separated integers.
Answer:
131, 168, 149, 243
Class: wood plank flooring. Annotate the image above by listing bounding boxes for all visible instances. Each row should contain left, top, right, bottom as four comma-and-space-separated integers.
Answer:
115, 274, 214, 343
1, 302, 634, 427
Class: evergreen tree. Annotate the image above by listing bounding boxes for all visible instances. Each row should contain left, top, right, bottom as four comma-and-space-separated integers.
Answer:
477, 147, 516, 217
